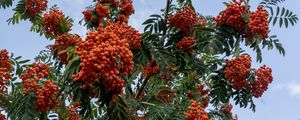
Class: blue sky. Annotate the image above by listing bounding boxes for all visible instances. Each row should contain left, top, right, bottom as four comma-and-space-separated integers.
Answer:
1, 0, 300, 119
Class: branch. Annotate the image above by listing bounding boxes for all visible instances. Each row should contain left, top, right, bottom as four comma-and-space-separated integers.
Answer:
135, 76, 150, 99
163, 0, 172, 36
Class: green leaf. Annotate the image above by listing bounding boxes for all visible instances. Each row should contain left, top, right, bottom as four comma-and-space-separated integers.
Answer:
0, 0, 13, 9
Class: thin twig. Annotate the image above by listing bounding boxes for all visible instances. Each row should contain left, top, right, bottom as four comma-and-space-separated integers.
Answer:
135, 77, 149, 99
163, 0, 172, 36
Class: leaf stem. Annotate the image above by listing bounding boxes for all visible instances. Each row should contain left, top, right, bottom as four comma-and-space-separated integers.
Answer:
163, 0, 171, 36
135, 76, 149, 99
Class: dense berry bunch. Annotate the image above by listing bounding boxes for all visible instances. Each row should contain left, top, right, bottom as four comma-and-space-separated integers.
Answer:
116, 14, 128, 23
176, 37, 196, 50
142, 57, 159, 78
221, 104, 238, 120
221, 104, 233, 114
0, 49, 12, 93
224, 55, 251, 90
51, 34, 82, 64
20, 62, 50, 93
120, 0, 135, 17
105, 22, 142, 50
43, 8, 71, 36
82, 0, 134, 25
95, 4, 110, 19
25, 0, 48, 16
66, 103, 80, 120
35, 80, 60, 111
82, 9, 93, 22
214, 0, 248, 32
247, 6, 269, 39
74, 26, 133, 95
184, 100, 209, 120
168, 7, 198, 35
20, 63, 60, 111
250, 65, 273, 98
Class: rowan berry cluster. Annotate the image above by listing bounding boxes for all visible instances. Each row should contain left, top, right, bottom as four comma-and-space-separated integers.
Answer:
20, 63, 60, 111
82, 9, 93, 23
105, 22, 142, 50
224, 55, 251, 90
176, 37, 196, 50
35, 80, 60, 111
221, 104, 233, 114
215, 0, 269, 40
51, 34, 82, 64
184, 100, 209, 120
214, 0, 248, 33
73, 26, 133, 96
250, 65, 273, 98
43, 8, 72, 36
82, 0, 134, 25
0, 49, 12, 93
20, 63, 49, 93
25, 0, 48, 16
95, 3, 110, 19
168, 7, 198, 35
142, 57, 159, 78
66, 103, 80, 120
247, 6, 269, 39
221, 104, 238, 120
120, 0, 135, 17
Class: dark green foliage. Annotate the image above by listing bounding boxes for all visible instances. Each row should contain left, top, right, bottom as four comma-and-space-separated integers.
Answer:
0, 0, 298, 119
261, 0, 298, 28
0, 0, 13, 9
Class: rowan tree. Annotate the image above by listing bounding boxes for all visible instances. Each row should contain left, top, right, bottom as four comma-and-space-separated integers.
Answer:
0, 0, 298, 119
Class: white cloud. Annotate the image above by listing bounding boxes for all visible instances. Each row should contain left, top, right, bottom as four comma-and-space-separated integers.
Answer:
287, 83, 300, 97
271, 83, 300, 98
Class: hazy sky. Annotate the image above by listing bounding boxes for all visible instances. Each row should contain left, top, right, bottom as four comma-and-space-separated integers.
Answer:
1, 0, 300, 119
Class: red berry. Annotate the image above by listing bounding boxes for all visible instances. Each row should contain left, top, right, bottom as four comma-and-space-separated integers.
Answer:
51, 34, 82, 64
250, 65, 273, 98
0, 49, 12, 93
43, 8, 72, 36
224, 55, 251, 90
168, 7, 198, 35
184, 100, 209, 120
25, 0, 48, 16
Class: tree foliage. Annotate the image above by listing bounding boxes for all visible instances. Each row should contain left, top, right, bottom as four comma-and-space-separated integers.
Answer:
0, 0, 298, 120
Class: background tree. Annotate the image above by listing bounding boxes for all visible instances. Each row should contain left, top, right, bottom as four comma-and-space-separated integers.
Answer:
0, 0, 298, 119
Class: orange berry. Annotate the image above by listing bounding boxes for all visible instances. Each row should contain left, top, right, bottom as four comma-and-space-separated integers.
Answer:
25, 0, 48, 16
184, 100, 209, 120
168, 7, 198, 35
250, 65, 273, 98
0, 49, 13, 93
51, 34, 82, 64
142, 57, 159, 78
176, 37, 196, 50
43, 8, 72, 36
224, 55, 251, 90
74, 25, 134, 97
